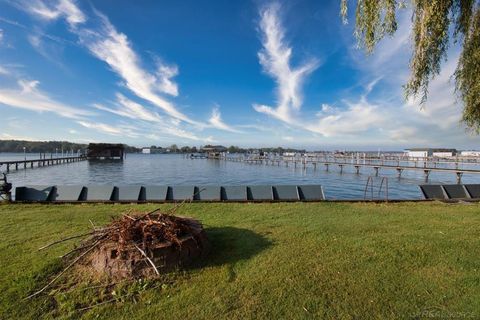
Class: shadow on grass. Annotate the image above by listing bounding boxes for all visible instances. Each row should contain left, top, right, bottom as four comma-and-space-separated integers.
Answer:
202, 227, 273, 267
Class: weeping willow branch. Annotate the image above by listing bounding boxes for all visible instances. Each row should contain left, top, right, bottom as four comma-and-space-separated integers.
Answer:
341, 0, 480, 132
455, 7, 480, 132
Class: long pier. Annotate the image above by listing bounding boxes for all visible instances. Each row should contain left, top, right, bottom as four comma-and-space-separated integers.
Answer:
219, 155, 480, 183
0, 155, 87, 172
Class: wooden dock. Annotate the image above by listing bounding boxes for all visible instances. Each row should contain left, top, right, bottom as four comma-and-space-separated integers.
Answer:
220, 155, 480, 183
0, 155, 87, 172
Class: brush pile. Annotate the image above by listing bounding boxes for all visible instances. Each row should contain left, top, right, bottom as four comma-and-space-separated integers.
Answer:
28, 209, 209, 299
88, 211, 209, 279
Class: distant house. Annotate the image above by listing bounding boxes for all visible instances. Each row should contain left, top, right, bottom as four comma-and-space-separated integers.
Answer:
87, 143, 125, 160
461, 150, 480, 157
405, 148, 457, 158
142, 148, 151, 154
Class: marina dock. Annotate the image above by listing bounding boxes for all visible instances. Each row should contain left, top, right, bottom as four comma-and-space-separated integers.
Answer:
0, 155, 87, 172
216, 154, 480, 183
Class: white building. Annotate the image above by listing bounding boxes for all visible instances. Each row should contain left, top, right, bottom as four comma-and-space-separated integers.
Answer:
405, 148, 457, 158
461, 150, 480, 157
142, 148, 151, 154
432, 151, 455, 157
405, 148, 430, 158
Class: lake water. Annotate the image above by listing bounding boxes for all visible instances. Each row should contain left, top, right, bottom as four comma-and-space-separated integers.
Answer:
1, 153, 479, 200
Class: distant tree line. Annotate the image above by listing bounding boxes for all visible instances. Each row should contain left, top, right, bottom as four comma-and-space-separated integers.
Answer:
0, 140, 140, 154
0, 140, 307, 155
147, 145, 306, 154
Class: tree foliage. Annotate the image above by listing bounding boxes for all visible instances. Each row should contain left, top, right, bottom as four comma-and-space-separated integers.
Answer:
341, 0, 480, 132
0, 140, 140, 154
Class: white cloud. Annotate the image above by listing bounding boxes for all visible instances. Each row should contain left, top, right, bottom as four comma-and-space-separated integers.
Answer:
208, 106, 242, 133
0, 65, 8, 75
76, 120, 140, 138
0, 28, 3, 43
155, 61, 179, 96
93, 94, 203, 141
253, 3, 319, 123
24, 0, 85, 27
57, 0, 86, 26
0, 133, 37, 141
74, 10, 195, 123
0, 79, 92, 119
18, 0, 197, 125
93, 93, 163, 123
306, 97, 388, 137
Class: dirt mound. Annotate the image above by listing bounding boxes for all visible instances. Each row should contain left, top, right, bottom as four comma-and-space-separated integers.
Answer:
88, 213, 209, 278
27, 209, 209, 299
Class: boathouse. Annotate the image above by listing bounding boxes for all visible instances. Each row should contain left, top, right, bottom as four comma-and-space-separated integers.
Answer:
202, 145, 227, 159
87, 143, 125, 160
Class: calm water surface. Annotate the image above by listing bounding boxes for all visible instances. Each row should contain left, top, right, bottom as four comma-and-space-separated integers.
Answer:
1, 153, 479, 200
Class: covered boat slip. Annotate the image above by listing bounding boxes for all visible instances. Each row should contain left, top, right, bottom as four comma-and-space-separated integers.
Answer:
14, 185, 326, 202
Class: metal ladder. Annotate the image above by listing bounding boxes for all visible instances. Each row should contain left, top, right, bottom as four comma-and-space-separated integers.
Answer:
364, 176, 389, 201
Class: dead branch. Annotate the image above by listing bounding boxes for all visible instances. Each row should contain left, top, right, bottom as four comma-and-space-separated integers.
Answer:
134, 244, 160, 276
38, 232, 93, 251
27, 237, 106, 299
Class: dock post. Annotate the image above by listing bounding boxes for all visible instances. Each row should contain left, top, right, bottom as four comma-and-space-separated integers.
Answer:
15, 163, 18, 170
456, 172, 463, 184
6, 164, 9, 172
424, 170, 430, 182
354, 165, 360, 174
396, 168, 403, 178
374, 167, 379, 176
339, 164, 343, 173
325, 163, 329, 171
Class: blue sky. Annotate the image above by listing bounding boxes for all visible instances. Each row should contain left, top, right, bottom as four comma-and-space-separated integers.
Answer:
0, 0, 477, 150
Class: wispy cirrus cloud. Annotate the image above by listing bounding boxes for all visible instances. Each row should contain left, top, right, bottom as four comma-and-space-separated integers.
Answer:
253, 2, 319, 123
74, 11, 195, 123
93, 94, 204, 141
93, 93, 164, 123
76, 121, 145, 139
0, 79, 92, 119
208, 106, 242, 133
19, 0, 198, 125
22, 0, 85, 26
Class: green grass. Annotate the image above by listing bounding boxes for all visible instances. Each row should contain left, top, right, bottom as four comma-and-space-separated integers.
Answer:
0, 202, 479, 319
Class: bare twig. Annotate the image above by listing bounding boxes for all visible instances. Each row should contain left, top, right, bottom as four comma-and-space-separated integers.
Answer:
122, 213, 136, 221
26, 237, 105, 299
59, 243, 93, 258
88, 219, 97, 230
76, 297, 118, 311
133, 244, 159, 276
136, 207, 162, 221
165, 187, 206, 216
38, 232, 93, 251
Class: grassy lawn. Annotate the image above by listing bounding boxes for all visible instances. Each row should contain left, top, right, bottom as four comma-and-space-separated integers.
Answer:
0, 202, 479, 319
